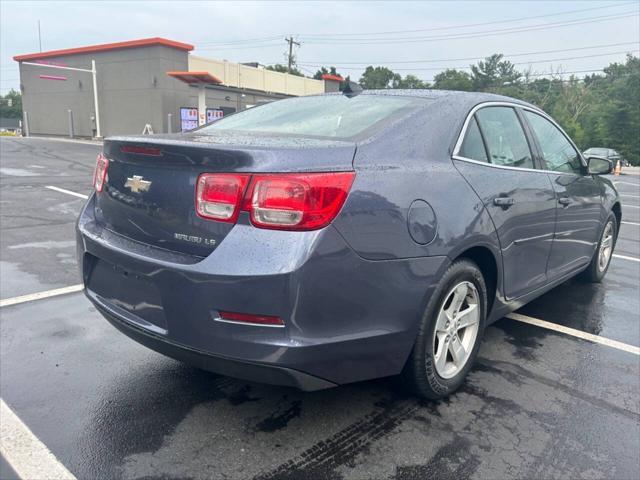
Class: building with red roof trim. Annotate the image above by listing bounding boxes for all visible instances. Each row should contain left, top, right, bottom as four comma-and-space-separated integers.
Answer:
14, 37, 335, 137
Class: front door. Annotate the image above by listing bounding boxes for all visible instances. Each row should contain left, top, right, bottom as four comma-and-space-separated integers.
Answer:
454, 106, 557, 299
522, 110, 603, 279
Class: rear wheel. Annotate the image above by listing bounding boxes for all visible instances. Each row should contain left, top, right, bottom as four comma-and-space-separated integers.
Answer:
402, 259, 487, 400
581, 212, 617, 283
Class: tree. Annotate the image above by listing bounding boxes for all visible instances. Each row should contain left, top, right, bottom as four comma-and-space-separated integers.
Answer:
470, 54, 521, 90
359, 66, 402, 89
313, 66, 342, 80
397, 74, 429, 89
266, 64, 305, 77
432, 69, 473, 91
0, 89, 22, 118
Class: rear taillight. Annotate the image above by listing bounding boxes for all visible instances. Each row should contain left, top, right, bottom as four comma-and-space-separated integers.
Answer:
248, 172, 355, 230
196, 173, 250, 222
196, 171, 354, 231
93, 153, 109, 192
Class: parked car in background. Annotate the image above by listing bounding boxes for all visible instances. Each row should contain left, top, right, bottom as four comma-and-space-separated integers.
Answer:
77, 90, 621, 400
583, 147, 625, 167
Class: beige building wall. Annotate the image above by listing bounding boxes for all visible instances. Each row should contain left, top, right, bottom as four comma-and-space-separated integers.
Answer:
189, 55, 325, 96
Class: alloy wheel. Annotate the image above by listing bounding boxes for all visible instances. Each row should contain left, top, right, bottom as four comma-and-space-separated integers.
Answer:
598, 221, 614, 273
432, 281, 480, 379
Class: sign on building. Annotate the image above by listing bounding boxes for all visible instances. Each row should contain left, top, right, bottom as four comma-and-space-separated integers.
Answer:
206, 108, 224, 124
180, 107, 198, 132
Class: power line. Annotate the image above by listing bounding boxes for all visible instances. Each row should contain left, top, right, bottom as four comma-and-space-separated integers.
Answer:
300, 11, 639, 45
297, 1, 637, 37
296, 41, 640, 65
298, 49, 639, 72
188, 4, 638, 50
196, 35, 283, 47
195, 42, 284, 52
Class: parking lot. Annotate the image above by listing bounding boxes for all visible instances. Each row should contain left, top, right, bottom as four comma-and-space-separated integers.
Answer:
0, 136, 638, 479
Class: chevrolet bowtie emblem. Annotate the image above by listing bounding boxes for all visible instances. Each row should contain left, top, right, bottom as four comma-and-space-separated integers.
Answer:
124, 175, 152, 193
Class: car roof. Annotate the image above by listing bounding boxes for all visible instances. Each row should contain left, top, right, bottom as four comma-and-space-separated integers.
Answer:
332, 89, 540, 113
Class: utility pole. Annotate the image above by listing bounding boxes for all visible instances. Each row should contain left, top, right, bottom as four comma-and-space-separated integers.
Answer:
38, 20, 42, 52
285, 36, 300, 73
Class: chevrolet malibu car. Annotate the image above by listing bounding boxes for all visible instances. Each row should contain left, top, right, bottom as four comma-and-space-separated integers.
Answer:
77, 90, 620, 399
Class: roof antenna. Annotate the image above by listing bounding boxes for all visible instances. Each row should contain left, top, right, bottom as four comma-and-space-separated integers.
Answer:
342, 80, 363, 98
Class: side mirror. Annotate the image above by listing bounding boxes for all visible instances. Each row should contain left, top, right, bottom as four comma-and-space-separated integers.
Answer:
586, 156, 613, 175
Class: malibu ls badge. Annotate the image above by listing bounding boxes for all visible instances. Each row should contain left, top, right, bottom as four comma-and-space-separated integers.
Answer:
174, 233, 217, 246
125, 175, 152, 193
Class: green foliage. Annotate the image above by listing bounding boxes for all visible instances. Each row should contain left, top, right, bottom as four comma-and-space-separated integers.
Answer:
0, 89, 22, 118
397, 74, 429, 89
433, 69, 473, 91
470, 54, 521, 90
491, 55, 639, 165
266, 64, 305, 77
359, 66, 402, 89
313, 66, 342, 80
355, 54, 639, 165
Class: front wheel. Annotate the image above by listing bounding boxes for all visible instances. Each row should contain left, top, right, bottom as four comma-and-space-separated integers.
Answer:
401, 259, 487, 400
581, 212, 617, 283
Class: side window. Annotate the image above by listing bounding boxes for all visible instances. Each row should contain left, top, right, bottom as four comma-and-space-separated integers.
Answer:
523, 111, 583, 175
459, 117, 488, 162
475, 107, 534, 169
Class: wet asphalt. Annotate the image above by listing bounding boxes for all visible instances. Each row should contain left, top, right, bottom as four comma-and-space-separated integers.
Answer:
0, 137, 638, 480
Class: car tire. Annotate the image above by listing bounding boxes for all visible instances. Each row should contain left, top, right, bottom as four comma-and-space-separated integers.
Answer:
401, 258, 487, 400
581, 212, 617, 283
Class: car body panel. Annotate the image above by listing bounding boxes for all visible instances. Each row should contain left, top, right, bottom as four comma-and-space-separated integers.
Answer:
545, 173, 604, 279
452, 159, 556, 299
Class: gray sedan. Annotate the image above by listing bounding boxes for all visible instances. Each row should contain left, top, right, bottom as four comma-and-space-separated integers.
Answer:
77, 89, 620, 399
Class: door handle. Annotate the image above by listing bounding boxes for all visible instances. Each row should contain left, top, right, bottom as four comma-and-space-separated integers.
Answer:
493, 196, 515, 209
558, 196, 571, 206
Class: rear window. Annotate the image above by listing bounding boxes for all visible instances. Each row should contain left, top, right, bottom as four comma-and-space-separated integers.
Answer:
199, 95, 423, 139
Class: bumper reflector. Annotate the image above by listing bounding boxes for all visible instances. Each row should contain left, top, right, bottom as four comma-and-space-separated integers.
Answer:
217, 310, 284, 327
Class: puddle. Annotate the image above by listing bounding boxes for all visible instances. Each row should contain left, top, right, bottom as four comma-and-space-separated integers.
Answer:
0, 261, 53, 299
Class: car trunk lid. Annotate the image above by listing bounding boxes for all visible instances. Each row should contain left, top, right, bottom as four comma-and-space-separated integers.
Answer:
94, 133, 356, 257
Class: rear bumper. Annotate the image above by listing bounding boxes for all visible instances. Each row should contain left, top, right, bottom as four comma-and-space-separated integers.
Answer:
91, 291, 336, 391
77, 194, 448, 387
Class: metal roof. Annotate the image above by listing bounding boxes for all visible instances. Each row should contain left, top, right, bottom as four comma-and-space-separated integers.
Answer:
13, 37, 194, 62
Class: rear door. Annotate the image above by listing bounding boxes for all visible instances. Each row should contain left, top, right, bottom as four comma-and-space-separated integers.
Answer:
521, 110, 603, 278
453, 105, 557, 299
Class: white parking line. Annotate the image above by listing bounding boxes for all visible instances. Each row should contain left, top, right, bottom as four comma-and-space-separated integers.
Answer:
45, 186, 89, 199
612, 254, 640, 263
621, 194, 640, 198
623, 204, 640, 209
622, 221, 640, 226
0, 399, 77, 480
506, 313, 640, 355
0, 285, 84, 308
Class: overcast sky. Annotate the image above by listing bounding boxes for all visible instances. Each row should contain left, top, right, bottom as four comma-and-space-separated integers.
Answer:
1, 0, 639, 93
